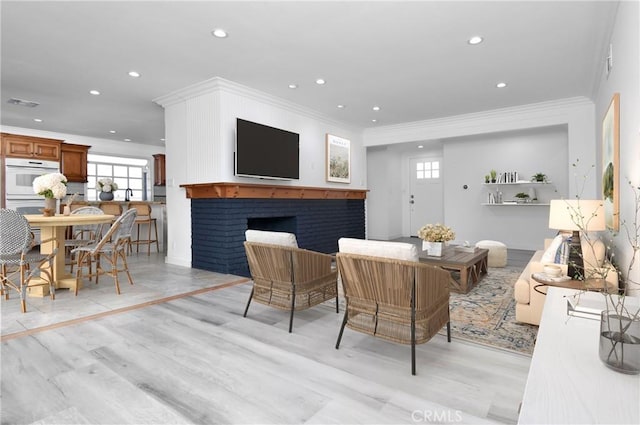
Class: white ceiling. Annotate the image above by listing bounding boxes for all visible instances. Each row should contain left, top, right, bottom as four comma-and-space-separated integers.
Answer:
1, 1, 618, 147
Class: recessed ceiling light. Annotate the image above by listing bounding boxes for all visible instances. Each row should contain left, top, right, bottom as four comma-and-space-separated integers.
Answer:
468, 36, 483, 45
337, 104, 345, 109
212, 29, 228, 38
418, 145, 424, 149
372, 106, 381, 111
288, 84, 298, 89
33, 118, 43, 122
89, 90, 100, 95
371, 119, 377, 123
124, 138, 131, 142
109, 130, 116, 134
128, 71, 141, 78
160, 138, 165, 142
496, 82, 508, 88
315, 78, 326, 85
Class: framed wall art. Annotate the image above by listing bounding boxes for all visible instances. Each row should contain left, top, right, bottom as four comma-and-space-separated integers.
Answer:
602, 92, 620, 231
326, 134, 351, 183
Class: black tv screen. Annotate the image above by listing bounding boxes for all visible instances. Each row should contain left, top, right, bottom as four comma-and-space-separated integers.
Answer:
235, 118, 300, 180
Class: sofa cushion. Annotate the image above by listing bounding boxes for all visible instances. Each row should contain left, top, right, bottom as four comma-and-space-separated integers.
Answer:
338, 238, 419, 262
245, 230, 298, 248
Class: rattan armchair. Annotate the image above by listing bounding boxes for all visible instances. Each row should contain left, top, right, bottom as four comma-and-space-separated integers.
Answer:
243, 230, 338, 333
335, 238, 451, 375
0, 209, 57, 313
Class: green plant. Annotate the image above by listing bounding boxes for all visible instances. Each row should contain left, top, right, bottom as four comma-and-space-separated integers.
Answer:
490, 169, 497, 180
532, 172, 547, 182
484, 174, 490, 183
514, 192, 529, 199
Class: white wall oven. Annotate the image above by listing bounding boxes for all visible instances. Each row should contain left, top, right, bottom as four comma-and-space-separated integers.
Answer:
5, 157, 60, 211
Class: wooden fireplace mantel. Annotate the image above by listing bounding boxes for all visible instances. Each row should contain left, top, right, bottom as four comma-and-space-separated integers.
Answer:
180, 182, 368, 200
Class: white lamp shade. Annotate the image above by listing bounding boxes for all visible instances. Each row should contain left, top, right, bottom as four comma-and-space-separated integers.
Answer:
549, 199, 606, 232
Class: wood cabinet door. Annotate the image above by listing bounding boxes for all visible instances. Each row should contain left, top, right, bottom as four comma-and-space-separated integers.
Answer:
153, 154, 166, 186
2, 133, 62, 160
60, 143, 90, 182
33, 141, 61, 161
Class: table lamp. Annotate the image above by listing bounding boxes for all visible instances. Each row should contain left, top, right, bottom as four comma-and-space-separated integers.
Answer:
548, 199, 606, 279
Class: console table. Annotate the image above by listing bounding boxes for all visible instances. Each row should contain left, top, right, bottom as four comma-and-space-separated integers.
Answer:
518, 287, 639, 424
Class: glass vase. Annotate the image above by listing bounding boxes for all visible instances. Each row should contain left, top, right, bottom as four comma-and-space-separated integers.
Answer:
422, 241, 443, 257
599, 310, 640, 375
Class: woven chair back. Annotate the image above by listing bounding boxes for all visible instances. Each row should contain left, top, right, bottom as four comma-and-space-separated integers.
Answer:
70, 206, 106, 241
112, 209, 137, 244
0, 209, 32, 256
128, 202, 151, 218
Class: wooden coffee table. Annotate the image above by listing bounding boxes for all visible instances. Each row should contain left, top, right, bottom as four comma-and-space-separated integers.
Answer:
417, 246, 489, 294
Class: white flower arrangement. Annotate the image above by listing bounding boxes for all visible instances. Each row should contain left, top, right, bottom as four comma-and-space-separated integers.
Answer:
96, 178, 118, 193
418, 223, 456, 242
32, 173, 68, 199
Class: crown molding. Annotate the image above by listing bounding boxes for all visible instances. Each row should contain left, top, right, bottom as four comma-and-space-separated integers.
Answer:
363, 97, 594, 146
153, 77, 361, 133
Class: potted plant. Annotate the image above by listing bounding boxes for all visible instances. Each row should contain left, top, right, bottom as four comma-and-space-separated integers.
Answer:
490, 169, 497, 183
96, 178, 118, 201
418, 223, 455, 257
531, 172, 548, 183
514, 192, 530, 203
484, 174, 491, 184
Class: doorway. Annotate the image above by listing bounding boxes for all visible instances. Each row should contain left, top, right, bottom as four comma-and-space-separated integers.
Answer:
408, 156, 444, 236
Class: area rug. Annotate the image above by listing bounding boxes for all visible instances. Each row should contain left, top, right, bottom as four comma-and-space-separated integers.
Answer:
445, 266, 538, 355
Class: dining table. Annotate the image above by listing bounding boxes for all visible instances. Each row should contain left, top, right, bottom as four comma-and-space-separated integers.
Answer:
25, 213, 115, 296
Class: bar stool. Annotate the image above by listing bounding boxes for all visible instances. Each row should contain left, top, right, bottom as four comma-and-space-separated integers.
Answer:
128, 202, 159, 255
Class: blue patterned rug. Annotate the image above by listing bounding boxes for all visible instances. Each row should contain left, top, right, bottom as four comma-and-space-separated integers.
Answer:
446, 266, 538, 355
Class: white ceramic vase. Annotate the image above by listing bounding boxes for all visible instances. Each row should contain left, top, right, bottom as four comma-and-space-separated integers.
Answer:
423, 241, 443, 257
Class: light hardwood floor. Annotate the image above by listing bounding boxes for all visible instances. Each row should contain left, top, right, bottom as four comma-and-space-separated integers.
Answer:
1, 251, 533, 424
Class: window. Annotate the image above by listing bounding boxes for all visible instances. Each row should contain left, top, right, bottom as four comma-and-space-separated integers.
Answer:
416, 160, 440, 180
87, 154, 148, 201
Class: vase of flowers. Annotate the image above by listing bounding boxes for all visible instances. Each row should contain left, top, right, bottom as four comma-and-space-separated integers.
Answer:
32, 173, 68, 216
418, 223, 455, 257
96, 178, 118, 201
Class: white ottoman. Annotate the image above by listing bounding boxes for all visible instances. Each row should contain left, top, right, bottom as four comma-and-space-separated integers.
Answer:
475, 240, 508, 267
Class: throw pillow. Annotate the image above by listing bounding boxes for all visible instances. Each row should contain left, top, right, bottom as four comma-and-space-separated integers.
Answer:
541, 234, 565, 263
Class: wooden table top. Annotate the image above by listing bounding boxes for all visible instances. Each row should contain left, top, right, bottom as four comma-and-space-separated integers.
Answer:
417, 246, 489, 267
24, 214, 115, 226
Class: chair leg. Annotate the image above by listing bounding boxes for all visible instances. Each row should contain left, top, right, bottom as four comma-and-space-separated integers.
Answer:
243, 287, 254, 317
153, 219, 159, 254
335, 282, 339, 314
335, 310, 348, 349
447, 321, 451, 343
19, 266, 27, 313
288, 286, 296, 333
118, 249, 134, 286
411, 308, 416, 376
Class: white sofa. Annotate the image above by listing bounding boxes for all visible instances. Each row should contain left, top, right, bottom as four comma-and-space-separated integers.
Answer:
514, 236, 618, 326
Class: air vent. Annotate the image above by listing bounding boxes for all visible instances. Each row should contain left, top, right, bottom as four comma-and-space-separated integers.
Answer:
7, 98, 39, 108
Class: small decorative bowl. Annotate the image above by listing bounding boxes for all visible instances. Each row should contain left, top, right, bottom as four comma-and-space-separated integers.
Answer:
544, 265, 562, 277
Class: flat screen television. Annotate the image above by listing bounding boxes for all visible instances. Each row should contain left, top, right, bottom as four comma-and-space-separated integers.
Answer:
235, 118, 300, 180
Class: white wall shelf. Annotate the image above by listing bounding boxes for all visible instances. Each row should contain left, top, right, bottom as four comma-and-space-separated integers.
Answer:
483, 182, 553, 186
481, 203, 550, 206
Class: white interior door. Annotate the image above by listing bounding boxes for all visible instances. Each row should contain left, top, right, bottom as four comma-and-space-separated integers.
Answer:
409, 156, 444, 236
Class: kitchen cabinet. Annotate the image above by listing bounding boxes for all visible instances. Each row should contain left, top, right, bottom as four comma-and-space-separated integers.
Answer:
1, 133, 62, 161
60, 143, 90, 182
153, 154, 166, 186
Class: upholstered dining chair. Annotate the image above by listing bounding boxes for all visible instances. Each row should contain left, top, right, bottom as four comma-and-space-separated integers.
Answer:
243, 229, 339, 333
128, 202, 159, 255
0, 209, 57, 313
335, 238, 451, 375
71, 208, 137, 295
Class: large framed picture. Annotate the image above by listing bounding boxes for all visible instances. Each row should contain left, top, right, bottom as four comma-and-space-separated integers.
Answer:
326, 134, 351, 183
602, 92, 620, 231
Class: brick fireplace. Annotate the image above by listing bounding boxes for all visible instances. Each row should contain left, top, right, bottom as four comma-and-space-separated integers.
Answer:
182, 183, 367, 277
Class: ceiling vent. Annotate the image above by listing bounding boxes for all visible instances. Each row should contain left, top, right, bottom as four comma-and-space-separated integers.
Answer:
7, 98, 39, 108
